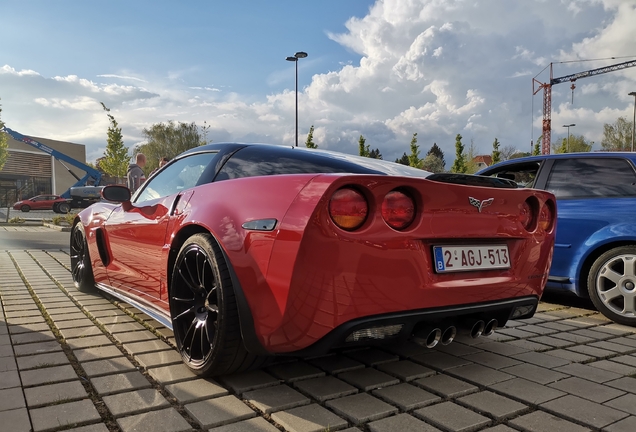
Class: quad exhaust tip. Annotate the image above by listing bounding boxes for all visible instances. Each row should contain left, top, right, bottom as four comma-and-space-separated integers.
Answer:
484, 319, 498, 336
413, 328, 442, 348
441, 326, 457, 345
471, 320, 485, 338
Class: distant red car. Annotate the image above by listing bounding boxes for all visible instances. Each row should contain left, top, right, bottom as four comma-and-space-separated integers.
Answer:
13, 195, 68, 212
71, 143, 556, 377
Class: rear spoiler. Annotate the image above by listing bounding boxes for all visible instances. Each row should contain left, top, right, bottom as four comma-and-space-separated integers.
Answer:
426, 173, 517, 189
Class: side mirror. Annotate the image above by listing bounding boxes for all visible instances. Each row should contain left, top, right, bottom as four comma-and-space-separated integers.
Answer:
102, 185, 132, 211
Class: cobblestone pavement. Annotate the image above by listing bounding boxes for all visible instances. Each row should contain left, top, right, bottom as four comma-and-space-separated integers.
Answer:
1, 249, 636, 432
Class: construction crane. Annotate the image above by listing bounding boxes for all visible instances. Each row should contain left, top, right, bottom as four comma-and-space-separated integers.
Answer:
533, 59, 636, 154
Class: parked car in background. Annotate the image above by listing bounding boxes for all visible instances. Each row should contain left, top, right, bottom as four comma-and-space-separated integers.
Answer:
71, 143, 556, 376
13, 195, 68, 212
478, 152, 636, 326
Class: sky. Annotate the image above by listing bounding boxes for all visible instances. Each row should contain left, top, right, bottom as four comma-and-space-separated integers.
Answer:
2, 0, 636, 166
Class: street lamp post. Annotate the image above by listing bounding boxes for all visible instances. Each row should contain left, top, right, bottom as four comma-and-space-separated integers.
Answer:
629, 92, 636, 152
563, 123, 575, 153
286, 51, 308, 147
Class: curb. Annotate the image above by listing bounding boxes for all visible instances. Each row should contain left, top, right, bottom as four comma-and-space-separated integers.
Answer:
43, 222, 72, 232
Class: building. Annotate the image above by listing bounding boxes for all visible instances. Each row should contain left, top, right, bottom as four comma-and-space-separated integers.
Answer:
0, 132, 88, 207
472, 155, 493, 170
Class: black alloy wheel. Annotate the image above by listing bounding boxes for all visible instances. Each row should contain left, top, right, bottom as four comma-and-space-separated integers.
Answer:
58, 202, 71, 214
170, 233, 244, 376
20, 205, 30, 212
70, 223, 95, 292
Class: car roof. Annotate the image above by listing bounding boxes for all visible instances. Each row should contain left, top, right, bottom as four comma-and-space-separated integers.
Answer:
478, 151, 636, 172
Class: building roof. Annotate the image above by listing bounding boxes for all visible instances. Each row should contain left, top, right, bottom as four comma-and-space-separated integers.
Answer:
473, 155, 493, 166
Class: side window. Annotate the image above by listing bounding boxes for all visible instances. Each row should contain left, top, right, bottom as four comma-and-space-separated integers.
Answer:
481, 162, 541, 188
134, 152, 217, 203
546, 158, 636, 199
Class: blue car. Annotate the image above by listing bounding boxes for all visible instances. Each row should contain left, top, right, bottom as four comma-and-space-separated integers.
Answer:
478, 152, 636, 326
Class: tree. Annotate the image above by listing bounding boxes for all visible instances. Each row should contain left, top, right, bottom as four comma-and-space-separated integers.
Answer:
138, 121, 203, 173
99, 102, 130, 178
450, 134, 467, 173
491, 138, 501, 164
464, 139, 480, 174
421, 154, 445, 173
601, 117, 632, 151
552, 134, 593, 154
532, 137, 541, 156
0, 98, 7, 171
368, 148, 383, 159
200, 120, 212, 146
395, 152, 409, 165
305, 125, 318, 149
358, 135, 369, 157
408, 133, 423, 168
426, 143, 445, 166
500, 145, 518, 161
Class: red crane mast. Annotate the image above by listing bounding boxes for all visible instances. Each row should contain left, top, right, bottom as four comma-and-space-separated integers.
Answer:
533, 59, 636, 154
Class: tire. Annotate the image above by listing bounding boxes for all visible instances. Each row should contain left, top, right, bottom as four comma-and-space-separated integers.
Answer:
588, 246, 636, 327
70, 223, 95, 293
170, 233, 263, 377
58, 202, 71, 214
21, 205, 30, 212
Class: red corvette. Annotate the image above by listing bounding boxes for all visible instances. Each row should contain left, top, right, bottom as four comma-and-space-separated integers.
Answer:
71, 143, 556, 376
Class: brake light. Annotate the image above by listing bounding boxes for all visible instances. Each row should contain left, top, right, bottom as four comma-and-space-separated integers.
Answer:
329, 188, 368, 231
382, 190, 416, 230
539, 200, 555, 231
519, 200, 534, 231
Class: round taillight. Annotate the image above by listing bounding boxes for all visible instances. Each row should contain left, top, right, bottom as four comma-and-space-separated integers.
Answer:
382, 190, 416, 230
329, 188, 368, 231
519, 200, 534, 231
539, 200, 555, 231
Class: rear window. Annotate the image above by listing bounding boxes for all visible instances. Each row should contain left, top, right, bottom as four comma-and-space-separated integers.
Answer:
546, 157, 636, 198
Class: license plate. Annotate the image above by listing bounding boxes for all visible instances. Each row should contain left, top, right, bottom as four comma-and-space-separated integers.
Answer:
433, 245, 510, 273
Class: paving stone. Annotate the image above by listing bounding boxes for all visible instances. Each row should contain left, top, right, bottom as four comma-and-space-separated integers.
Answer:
165, 379, 228, 403
611, 354, 636, 367
82, 356, 137, 377
410, 351, 474, 371
509, 410, 591, 432
185, 395, 256, 428
101, 321, 145, 334
73, 345, 123, 362
0, 387, 26, 411
134, 350, 183, 369
385, 341, 429, 358
478, 426, 518, 432
506, 339, 552, 352
605, 376, 636, 394
501, 363, 569, 385
372, 382, 440, 410
572, 328, 615, 340
309, 354, 365, 374
457, 390, 529, 420
66, 335, 113, 349
59, 326, 104, 339
511, 351, 571, 368
103, 388, 170, 417
368, 413, 441, 432
338, 368, 399, 391
551, 332, 595, 344
122, 339, 172, 356
95, 314, 135, 325
414, 401, 491, 432
208, 417, 280, 432
326, 393, 398, 425
544, 349, 594, 363
13, 340, 62, 356
244, 384, 310, 414
589, 341, 635, 354
6, 316, 46, 326
116, 407, 192, 432
603, 393, 636, 414
218, 369, 280, 394
30, 399, 101, 432
608, 337, 636, 348
112, 330, 158, 344
294, 376, 357, 402
490, 378, 566, 405
0, 356, 16, 372
53, 318, 95, 330
539, 321, 581, 332
568, 344, 614, 358
7, 322, 50, 335
271, 403, 348, 432
20, 364, 78, 387
463, 351, 521, 369
541, 395, 629, 429
0, 345, 13, 359
49, 311, 89, 321
344, 348, 399, 366
496, 327, 539, 339
477, 341, 529, 356
0, 407, 32, 432
547, 376, 625, 403
91, 371, 152, 395
376, 360, 435, 381
147, 364, 198, 385
588, 360, 636, 376
434, 341, 484, 357
23, 380, 87, 407
555, 362, 621, 383
414, 373, 478, 398
528, 336, 575, 348
11, 331, 56, 345
447, 363, 514, 386
604, 416, 636, 432
266, 361, 325, 382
